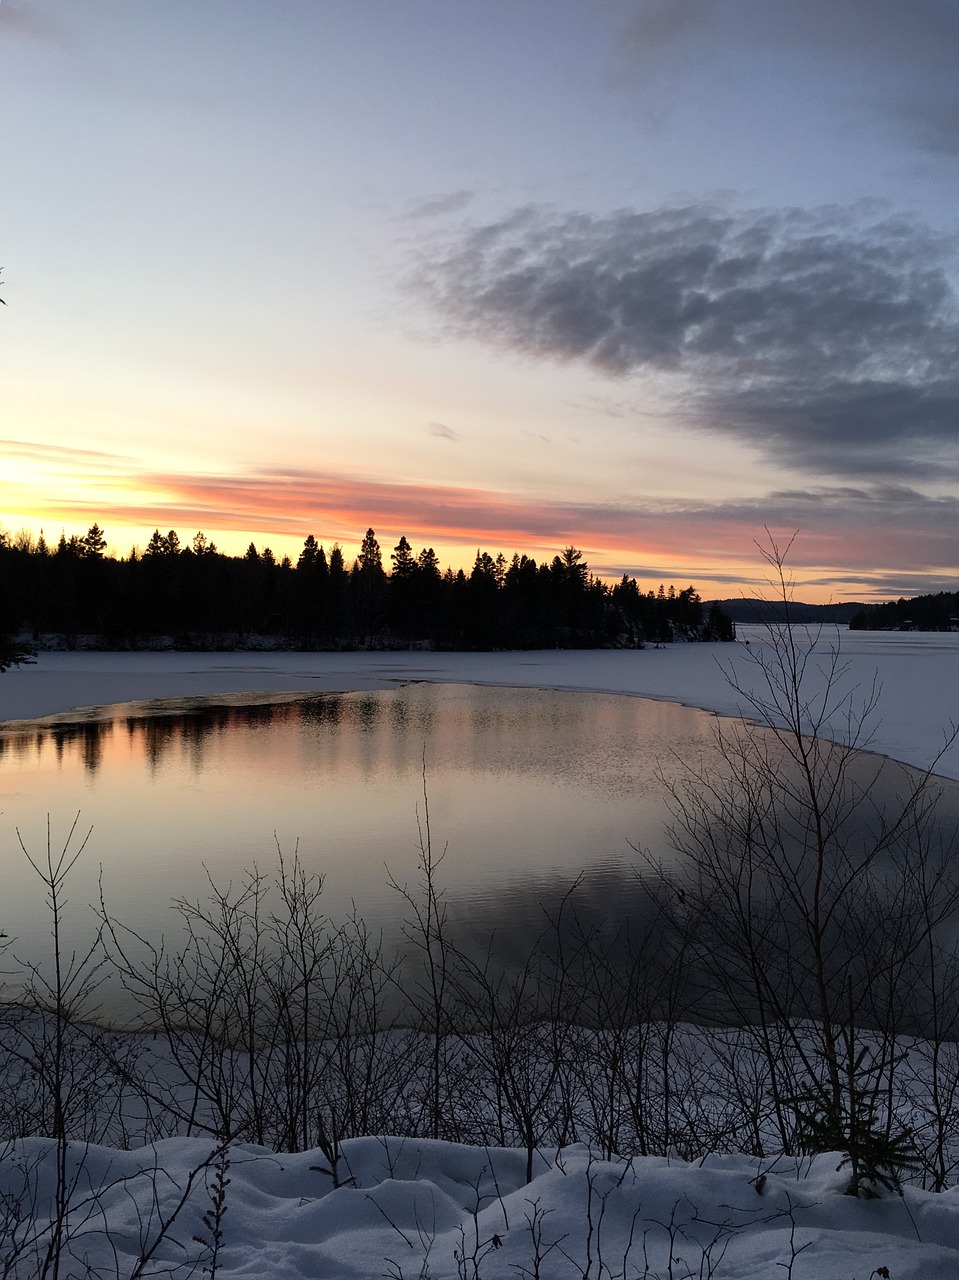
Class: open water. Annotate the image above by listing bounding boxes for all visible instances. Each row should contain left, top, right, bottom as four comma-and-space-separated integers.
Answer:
0, 683, 721, 965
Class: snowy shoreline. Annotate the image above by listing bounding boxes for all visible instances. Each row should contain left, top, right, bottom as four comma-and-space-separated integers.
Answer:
3, 629, 958, 779
5, 633, 959, 1276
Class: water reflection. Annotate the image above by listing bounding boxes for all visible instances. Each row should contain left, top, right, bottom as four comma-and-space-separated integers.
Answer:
0, 683, 706, 789
2, 682, 958, 1031
0, 686, 714, 965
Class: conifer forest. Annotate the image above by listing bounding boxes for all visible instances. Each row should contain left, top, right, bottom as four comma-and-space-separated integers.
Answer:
0, 525, 735, 651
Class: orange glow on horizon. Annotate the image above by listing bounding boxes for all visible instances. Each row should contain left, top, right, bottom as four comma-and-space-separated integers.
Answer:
3, 451, 954, 604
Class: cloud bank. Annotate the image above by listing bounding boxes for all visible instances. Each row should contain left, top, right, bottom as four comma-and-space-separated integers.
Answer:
414, 202, 959, 480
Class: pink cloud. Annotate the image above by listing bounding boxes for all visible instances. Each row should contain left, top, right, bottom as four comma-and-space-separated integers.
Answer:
9, 458, 958, 600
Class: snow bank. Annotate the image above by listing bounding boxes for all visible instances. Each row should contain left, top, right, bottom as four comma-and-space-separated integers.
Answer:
6, 1136, 959, 1279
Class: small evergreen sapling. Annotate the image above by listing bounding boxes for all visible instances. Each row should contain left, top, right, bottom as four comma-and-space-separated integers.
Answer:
790, 1046, 921, 1198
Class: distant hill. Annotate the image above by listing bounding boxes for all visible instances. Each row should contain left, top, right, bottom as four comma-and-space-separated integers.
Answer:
705, 598, 870, 625
847, 590, 959, 631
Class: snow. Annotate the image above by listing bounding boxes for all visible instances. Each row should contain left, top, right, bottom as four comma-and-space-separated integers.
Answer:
2, 627, 958, 778
6, 1135, 959, 1279
3, 631, 959, 1276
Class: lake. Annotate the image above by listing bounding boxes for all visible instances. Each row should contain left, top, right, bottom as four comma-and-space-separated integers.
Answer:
0, 683, 722, 972
3, 667, 959, 1030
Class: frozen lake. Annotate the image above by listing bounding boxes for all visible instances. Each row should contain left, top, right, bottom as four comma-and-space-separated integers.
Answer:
2, 626, 958, 776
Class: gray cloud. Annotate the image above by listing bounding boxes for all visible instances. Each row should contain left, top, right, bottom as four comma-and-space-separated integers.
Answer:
627, 0, 708, 49
590, 483, 959, 593
413, 201, 959, 480
784, 0, 959, 156
0, 4, 68, 45
621, 0, 959, 154
425, 421, 460, 442
627, 0, 959, 65
717, 484, 959, 535
575, 482, 959, 547
405, 190, 475, 220
816, 571, 959, 598
901, 100, 959, 158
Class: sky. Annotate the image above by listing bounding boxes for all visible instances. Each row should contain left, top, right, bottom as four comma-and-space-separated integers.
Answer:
2, 1, 959, 602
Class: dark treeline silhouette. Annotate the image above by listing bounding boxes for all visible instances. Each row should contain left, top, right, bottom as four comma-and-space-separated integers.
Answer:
0, 524, 734, 650
849, 590, 959, 632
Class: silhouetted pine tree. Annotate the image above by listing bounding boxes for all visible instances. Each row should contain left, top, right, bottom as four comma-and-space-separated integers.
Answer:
2, 520, 733, 650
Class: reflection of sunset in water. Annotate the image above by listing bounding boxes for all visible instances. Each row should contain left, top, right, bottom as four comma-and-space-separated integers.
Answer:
0, 685, 720, 978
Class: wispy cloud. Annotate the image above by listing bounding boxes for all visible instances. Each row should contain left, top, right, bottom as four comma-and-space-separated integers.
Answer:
412, 201, 959, 481
16, 463, 957, 597
0, 442, 136, 478
425, 421, 460, 442
1, 438, 133, 466
404, 190, 475, 220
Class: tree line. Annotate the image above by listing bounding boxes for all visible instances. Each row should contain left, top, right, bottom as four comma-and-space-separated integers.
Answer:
849, 589, 959, 632
0, 523, 734, 651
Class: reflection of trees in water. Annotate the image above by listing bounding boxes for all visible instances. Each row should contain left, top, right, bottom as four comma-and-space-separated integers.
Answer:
179, 708, 215, 773
0, 686, 710, 797
0, 722, 113, 774
124, 699, 335, 771
50, 722, 114, 775
79, 722, 107, 773
1, 692, 432, 776
0, 727, 44, 764
141, 716, 179, 771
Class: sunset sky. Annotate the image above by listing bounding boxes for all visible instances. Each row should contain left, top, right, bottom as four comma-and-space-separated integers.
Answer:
2, 1, 959, 602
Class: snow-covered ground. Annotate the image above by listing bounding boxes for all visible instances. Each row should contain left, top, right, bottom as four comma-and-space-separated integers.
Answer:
3, 632, 959, 1278
6, 1134, 959, 1280
2, 627, 959, 778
